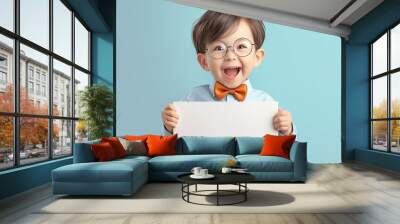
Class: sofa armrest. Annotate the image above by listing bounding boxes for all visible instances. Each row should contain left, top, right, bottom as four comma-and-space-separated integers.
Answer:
289, 141, 307, 181
73, 140, 100, 163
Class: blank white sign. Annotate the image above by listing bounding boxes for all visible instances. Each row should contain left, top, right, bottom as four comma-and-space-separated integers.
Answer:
173, 101, 278, 137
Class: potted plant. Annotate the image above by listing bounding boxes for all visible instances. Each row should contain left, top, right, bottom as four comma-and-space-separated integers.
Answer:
79, 84, 113, 140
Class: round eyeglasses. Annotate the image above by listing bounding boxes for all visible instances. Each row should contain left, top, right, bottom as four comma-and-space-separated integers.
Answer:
205, 38, 256, 59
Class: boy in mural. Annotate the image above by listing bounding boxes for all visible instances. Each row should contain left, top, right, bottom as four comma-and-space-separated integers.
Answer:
161, 10, 294, 135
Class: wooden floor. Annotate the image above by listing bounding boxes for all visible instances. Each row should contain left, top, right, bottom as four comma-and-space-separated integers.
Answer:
1, 162, 400, 224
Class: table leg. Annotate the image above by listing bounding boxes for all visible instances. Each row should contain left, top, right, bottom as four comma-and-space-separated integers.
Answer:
217, 184, 219, 206
245, 183, 247, 201
195, 184, 197, 192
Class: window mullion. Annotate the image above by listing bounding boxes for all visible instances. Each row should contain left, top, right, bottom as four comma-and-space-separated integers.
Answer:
388, 30, 391, 152
14, 0, 20, 167
71, 10, 76, 155
49, 0, 54, 160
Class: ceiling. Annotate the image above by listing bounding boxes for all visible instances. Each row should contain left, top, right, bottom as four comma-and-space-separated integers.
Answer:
169, 0, 384, 38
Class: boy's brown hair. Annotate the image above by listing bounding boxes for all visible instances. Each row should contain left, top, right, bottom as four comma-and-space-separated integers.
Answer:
192, 11, 265, 54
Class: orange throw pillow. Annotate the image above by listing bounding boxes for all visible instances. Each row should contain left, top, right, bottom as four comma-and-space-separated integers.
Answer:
259, 134, 296, 159
146, 135, 177, 157
91, 142, 117, 161
124, 135, 152, 141
101, 137, 127, 158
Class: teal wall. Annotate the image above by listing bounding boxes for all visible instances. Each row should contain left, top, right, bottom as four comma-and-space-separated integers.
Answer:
92, 32, 114, 135
0, 158, 72, 199
116, 0, 342, 163
345, 0, 400, 171
92, 33, 113, 87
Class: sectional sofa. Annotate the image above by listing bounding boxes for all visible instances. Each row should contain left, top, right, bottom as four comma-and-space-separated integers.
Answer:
52, 136, 307, 196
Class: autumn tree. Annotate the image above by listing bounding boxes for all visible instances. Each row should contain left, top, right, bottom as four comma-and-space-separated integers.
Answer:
0, 84, 60, 152
372, 99, 400, 143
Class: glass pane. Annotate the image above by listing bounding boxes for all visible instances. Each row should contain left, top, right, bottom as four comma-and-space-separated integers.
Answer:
392, 72, 400, 118
0, 0, 14, 31
74, 17, 89, 70
75, 120, 88, 143
391, 120, 400, 153
20, 0, 49, 49
391, 24, 400, 70
372, 121, 388, 151
53, 59, 72, 117
372, 77, 387, 119
53, 119, 72, 157
372, 33, 387, 76
0, 116, 14, 170
53, 0, 71, 60
0, 34, 14, 112
20, 117, 49, 165
20, 44, 49, 115
74, 69, 89, 118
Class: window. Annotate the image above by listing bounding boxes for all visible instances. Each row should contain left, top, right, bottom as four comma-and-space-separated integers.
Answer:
0, 35, 13, 113
35, 83, 40, 95
28, 81, 34, 94
35, 70, 40, 81
75, 18, 89, 70
0, 54, 8, 86
28, 67, 34, 80
20, 0, 49, 49
0, 71, 6, 84
0, 0, 14, 32
0, 0, 91, 170
371, 23, 400, 154
0, 55, 7, 67
42, 85, 46, 97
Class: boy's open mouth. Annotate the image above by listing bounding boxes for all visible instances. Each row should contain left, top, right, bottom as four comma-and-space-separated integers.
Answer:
223, 66, 241, 79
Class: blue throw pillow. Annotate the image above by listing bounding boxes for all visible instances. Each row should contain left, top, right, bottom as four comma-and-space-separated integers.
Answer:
236, 137, 264, 155
179, 136, 236, 155
73, 139, 100, 163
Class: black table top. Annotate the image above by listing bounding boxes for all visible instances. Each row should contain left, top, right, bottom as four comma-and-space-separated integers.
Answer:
177, 172, 255, 185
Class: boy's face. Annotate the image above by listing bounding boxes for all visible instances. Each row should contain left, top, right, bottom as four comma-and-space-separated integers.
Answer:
197, 19, 265, 89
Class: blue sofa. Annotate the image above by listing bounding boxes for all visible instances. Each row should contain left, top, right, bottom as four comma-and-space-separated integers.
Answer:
52, 137, 307, 196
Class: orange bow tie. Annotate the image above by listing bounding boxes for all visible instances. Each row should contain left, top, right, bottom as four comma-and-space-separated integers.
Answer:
214, 82, 247, 101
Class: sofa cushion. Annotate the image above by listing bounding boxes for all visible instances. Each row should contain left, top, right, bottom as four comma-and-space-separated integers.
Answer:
91, 142, 118, 161
236, 155, 293, 172
146, 135, 177, 157
52, 158, 148, 183
74, 139, 100, 163
148, 154, 235, 172
119, 138, 147, 156
236, 137, 263, 155
178, 136, 236, 155
260, 134, 296, 159
101, 137, 127, 158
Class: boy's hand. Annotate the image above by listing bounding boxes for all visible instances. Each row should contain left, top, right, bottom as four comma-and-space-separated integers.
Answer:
273, 108, 293, 135
162, 104, 179, 133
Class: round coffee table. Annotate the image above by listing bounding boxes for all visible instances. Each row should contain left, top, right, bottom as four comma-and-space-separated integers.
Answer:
177, 173, 255, 206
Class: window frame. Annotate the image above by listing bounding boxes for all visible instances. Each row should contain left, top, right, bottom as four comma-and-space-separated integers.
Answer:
370, 20, 400, 154
0, 0, 92, 171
